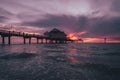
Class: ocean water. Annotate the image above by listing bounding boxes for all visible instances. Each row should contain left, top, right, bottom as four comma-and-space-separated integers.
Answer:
0, 43, 120, 80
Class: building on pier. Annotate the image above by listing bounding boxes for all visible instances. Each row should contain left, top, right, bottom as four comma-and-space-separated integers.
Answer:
44, 28, 67, 43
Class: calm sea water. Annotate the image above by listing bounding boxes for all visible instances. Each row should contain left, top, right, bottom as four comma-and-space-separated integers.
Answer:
0, 43, 120, 80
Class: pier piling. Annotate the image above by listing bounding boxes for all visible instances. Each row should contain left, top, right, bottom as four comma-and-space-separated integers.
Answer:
23, 37, 26, 44
8, 36, 11, 45
37, 38, 39, 44
29, 38, 31, 44
2, 36, 5, 44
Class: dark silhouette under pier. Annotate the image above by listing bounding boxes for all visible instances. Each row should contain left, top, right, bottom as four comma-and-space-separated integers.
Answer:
104, 38, 107, 43
0, 28, 83, 45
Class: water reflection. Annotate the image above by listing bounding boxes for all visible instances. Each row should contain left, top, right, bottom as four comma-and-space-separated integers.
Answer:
0, 43, 120, 65
66, 55, 79, 63
0, 43, 120, 80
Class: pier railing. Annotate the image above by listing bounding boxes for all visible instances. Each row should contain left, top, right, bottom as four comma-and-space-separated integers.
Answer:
0, 29, 46, 44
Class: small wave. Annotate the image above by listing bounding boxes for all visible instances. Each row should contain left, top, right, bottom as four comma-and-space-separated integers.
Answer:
45, 55, 68, 62
0, 53, 37, 59
45, 49, 66, 53
91, 52, 120, 56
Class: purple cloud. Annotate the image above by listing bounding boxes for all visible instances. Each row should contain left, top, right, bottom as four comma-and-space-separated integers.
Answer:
0, 0, 120, 42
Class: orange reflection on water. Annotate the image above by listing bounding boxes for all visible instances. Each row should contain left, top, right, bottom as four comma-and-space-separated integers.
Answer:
67, 56, 79, 63
69, 48, 77, 54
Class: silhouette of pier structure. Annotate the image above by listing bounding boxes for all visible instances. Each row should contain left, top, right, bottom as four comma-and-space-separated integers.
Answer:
0, 28, 83, 45
104, 38, 107, 43
0, 29, 45, 45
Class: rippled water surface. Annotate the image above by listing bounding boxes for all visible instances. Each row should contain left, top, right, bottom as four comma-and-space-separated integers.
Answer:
0, 43, 120, 80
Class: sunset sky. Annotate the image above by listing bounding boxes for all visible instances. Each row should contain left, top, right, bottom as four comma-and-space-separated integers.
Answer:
0, 0, 120, 43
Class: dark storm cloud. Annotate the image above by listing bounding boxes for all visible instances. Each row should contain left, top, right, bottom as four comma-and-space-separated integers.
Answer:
21, 14, 77, 27
21, 14, 90, 33
0, 8, 13, 16
90, 17, 120, 35
0, 0, 42, 13
111, 0, 120, 12
0, 7, 13, 23
0, 16, 9, 22
75, 16, 88, 32
80, 16, 120, 38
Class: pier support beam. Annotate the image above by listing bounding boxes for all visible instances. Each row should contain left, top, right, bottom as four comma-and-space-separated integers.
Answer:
37, 38, 39, 44
23, 37, 26, 44
8, 36, 11, 45
45, 39, 48, 44
104, 38, 107, 43
29, 38, 31, 44
2, 36, 5, 44
41, 39, 43, 43
55, 40, 57, 44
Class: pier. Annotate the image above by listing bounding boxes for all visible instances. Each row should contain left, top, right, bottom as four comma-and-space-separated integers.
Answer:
0, 30, 74, 45
0, 28, 83, 45
0, 29, 46, 45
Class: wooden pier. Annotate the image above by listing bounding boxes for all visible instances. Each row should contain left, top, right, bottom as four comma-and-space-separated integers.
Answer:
0, 30, 46, 45
0, 30, 74, 45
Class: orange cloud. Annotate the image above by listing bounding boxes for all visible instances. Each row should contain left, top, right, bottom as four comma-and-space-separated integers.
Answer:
83, 38, 103, 42
77, 31, 87, 36
67, 31, 87, 40
67, 33, 78, 40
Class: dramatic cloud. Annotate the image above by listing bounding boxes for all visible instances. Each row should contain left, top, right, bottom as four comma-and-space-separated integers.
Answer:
74, 16, 120, 39
0, 16, 9, 22
111, 0, 120, 12
0, 0, 120, 42
0, 8, 13, 16
21, 15, 76, 27
21, 14, 90, 33
90, 17, 120, 35
0, 8, 13, 23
